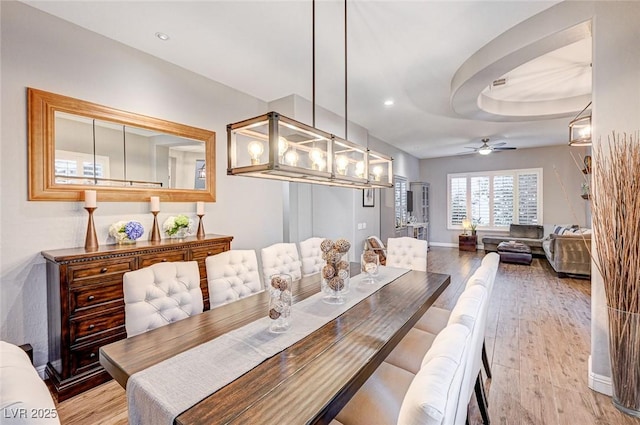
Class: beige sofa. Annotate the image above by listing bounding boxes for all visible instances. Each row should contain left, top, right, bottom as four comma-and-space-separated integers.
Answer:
542, 233, 591, 277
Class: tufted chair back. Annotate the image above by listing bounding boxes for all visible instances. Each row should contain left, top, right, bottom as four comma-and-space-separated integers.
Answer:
123, 261, 203, 337
260, 243, 302, 282
386, 237, 428, 271
449, 284, 489, 425
397, 323, 471, 425
206, 250, 263, 308
299, 237, 325, 276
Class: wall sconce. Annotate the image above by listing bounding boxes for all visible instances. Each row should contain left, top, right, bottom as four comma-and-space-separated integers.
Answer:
569, 101, 592, 146
197, 163, 206, 180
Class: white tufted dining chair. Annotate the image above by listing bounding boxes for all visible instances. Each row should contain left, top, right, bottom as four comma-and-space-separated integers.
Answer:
335, 323, 471, 425
386, 237, 428, 271
299, 237, 325, 276
123, 261, 203, 337
206, 250, 263, 308
414, 253, 499, 379
260, 242, 302, 282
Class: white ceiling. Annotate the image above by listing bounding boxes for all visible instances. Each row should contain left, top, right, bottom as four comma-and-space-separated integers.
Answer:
23, 0, 592, 159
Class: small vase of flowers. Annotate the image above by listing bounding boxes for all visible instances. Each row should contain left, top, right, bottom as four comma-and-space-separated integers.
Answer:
163, 214, 193, 239
109, 220, 144, 244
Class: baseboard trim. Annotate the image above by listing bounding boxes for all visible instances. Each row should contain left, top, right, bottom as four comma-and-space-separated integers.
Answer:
588, 355, 612, 396
36, 364, 47, 380
430, 242, 485, 250
429, 242, 458, 248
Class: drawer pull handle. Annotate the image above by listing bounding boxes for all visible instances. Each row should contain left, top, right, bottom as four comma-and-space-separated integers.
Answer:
87, 295, 95, 301
100, 267, 108, 273
89, 353, 96, 358
88, 324, 95, 330
161, 258, 168, 262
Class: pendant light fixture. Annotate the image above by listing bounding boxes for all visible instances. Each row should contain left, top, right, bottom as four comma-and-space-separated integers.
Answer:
227, 0, 392, 188
569, 101, 592, 146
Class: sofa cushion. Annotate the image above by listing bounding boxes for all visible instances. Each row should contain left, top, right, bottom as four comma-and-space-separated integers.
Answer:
483, 236, 544, 249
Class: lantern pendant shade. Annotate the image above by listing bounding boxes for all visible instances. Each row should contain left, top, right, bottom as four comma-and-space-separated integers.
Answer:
569, 115, 592, 146
568, 102, 592, 147
227, 112, 393, 188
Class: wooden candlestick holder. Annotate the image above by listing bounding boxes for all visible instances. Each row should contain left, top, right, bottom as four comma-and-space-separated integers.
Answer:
84, 207, 98, 250
150, 211, 161, 242
197, 214, 205, 239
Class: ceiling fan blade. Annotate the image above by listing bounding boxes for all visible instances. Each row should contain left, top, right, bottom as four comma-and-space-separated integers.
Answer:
490, 142, 506, 147
493, 147, 516, 150
464, 147, 478, 150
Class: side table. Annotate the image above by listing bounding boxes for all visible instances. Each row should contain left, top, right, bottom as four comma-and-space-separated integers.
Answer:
459, 234, 477, 252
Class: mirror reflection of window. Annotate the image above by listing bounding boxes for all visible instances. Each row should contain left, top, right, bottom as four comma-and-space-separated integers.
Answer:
54, 111, 205, 189
54, 150, 110, 185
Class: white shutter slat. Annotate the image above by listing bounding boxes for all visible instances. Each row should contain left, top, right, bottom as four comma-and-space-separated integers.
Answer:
518, 173, 538, 224
470, 176, 490, 226
450, 177, 467, 225
493, 175, 513, 227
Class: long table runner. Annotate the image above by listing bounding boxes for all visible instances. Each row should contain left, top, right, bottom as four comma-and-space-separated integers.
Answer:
127, 266, 410, 425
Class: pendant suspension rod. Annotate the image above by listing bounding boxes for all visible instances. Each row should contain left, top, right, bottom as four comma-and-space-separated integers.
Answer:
344, 0, 348, 140
312, 0, 316, 128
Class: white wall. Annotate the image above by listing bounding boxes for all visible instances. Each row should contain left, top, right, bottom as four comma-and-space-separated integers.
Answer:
590, 0, 640, 391
419, 145, 589, 246
0, 1, 286, 367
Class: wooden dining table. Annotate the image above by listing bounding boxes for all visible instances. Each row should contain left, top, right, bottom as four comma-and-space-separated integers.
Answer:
100, 265, 450, 425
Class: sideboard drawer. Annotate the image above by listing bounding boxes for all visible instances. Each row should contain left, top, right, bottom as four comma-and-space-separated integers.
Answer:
139, 251, 187, 268
70, 333, 124, 376
70, 281, 123, 315
191, 245, 227, 260
69, 258, 136, 284
70, 309, 125, 344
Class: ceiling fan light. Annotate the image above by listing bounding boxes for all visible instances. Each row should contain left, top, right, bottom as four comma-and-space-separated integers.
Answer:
478, 146, 492, 155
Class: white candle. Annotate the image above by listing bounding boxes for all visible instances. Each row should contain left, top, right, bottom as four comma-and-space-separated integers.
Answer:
196, 201, 205, 215
84, 190, 97, 208
150, 196, 160, 212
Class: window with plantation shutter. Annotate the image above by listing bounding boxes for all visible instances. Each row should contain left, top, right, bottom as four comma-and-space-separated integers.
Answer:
449, 177, 467, 226
54, 150, 110, 184
470, 176, 490, 226
518, 173, 539, 224
447, 168, 542, 230
493, 175, 513, 226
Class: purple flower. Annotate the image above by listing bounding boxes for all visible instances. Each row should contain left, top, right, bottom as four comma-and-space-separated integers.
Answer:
124, 221, 144, 240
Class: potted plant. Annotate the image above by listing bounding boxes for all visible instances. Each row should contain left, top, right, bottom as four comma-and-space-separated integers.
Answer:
591, 132, 640, 417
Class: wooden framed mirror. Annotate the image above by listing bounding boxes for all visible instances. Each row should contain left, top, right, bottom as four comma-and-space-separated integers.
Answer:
28, 88, 215, 202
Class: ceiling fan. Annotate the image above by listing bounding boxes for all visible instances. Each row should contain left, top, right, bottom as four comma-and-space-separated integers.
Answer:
465, 138, 517, 155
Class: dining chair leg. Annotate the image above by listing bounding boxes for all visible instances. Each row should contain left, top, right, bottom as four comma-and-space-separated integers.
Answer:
482, 340, 492, 379
475, 372, 491, 425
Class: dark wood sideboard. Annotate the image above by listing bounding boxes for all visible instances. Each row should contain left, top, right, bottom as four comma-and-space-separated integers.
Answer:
41, 234, 233, 401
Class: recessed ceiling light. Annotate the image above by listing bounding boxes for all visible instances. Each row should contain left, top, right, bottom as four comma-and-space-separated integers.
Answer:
384, 99, 394, 107
155, 32, 170, 41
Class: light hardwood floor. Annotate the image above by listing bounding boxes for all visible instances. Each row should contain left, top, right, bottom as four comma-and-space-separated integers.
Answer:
50, 247, 640, 425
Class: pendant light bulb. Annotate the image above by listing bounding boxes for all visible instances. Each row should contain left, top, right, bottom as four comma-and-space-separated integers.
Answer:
247, 141, 264, 165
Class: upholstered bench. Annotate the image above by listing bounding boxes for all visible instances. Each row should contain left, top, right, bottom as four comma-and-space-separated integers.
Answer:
497, 241, 532, 265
